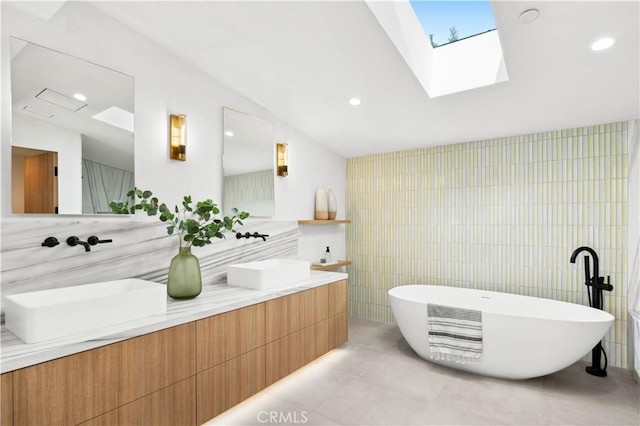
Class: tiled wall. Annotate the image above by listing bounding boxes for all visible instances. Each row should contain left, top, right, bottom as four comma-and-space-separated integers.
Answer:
627, 120, 640, 376
224, 169, 275, 216
346, 121, 630, 367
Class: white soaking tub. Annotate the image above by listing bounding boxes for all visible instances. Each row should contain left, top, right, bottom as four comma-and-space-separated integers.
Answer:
389, 285, 614, 379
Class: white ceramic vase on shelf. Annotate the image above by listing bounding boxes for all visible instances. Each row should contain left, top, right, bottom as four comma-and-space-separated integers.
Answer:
315, 184, 328, 220
327, 189, 337, 220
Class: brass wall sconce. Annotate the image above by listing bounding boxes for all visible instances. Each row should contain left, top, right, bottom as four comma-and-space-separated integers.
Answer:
169, 114, 187, 161
276, 142, 288, 176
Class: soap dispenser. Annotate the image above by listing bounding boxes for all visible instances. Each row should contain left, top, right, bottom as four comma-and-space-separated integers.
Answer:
325, 246, 331, 263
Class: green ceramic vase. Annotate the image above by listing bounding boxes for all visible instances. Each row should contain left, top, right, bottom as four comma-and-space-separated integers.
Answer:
167, 247, 202, 299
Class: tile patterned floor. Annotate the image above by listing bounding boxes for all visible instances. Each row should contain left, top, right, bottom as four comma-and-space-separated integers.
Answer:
208, 318, 640, 426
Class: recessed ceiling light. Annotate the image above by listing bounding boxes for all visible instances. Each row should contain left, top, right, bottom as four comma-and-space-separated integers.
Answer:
224, 131, 234, 137
590, 37, 615, 51
519, 9, 539, 24
348, 97, 362, 106
73, 93, 87, 102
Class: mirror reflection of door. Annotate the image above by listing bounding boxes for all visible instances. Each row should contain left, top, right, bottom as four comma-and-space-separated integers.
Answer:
12, 147, 58, 214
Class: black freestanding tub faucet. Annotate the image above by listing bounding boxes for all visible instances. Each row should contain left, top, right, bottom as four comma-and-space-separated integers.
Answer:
570, 246, 613, 377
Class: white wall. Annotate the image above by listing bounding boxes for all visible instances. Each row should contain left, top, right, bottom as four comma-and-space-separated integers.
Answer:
431, 30, 509, 97
1, 2, 345, 263
12, 113, 83, 214
365, 1, 434, 95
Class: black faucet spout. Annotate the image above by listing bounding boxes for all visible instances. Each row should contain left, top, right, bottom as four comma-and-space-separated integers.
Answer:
67, 236, 91, 252
570, 245, 612, 377
569, 246, 599, 282
252, 232, 269, 241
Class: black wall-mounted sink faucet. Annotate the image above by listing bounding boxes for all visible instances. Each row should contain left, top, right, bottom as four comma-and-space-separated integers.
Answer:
236, 232, 270, 241
67, 236, 91, 252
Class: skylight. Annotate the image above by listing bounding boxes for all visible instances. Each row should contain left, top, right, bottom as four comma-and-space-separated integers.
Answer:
365, 1, 508, 97
409, 0, 497, 48
92, 106, 134, 133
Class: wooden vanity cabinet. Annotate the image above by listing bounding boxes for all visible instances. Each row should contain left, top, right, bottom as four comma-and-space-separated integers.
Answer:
11, 323, 195, 426
1, 372, 12, 426
4, 279, 348, 426
328, 280, 348, 348
196, 303, 265, 370
266, 285, 328, 342
195, 303, 267, 424
80, 378, 196, 426
265, 283, 349, 385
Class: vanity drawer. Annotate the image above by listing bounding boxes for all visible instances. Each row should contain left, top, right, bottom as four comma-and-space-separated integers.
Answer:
80, 377, 196, 426
265, 318, 329, 385
196, 346, 266, 424
266, 286, 328, 342
196, 303, 265, 371
13, 323, 195, 426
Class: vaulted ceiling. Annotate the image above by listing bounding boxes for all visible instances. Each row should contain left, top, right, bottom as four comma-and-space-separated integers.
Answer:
21, 1, 640, 158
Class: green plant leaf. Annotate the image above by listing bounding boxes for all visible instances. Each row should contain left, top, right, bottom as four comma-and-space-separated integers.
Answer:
114, 188, 250, 250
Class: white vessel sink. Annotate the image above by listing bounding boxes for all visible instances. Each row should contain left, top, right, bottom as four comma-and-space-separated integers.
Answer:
4, 279, 167, 344
227, 259, 311, 290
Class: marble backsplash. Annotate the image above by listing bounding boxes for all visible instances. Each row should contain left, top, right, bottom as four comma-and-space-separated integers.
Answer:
0, 217, 298, 317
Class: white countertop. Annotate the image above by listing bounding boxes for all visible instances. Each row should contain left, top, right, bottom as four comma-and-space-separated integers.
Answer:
0, 271, 347, 373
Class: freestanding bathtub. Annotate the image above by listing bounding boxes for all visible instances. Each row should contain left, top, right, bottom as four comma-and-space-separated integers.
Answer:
388, 285, 614, 379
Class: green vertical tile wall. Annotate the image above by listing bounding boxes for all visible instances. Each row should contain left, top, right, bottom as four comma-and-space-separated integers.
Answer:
346, 121, 629, 368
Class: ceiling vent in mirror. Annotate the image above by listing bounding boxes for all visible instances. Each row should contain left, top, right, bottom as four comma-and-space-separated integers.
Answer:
22, 105, 54, 119
35, 88, 87, 112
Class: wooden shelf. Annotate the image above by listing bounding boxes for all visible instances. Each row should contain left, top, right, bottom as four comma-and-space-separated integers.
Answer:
298, 220, 351, 225
311, 260, 351, 271
298, 219, 351, 271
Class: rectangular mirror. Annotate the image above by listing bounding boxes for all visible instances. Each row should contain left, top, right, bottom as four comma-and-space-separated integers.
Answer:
10, 37, 135, 215
222, 107, 275, 217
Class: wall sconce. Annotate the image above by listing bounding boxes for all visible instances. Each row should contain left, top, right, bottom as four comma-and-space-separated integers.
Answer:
276, 142, 288, 176
169, 114, 187, 161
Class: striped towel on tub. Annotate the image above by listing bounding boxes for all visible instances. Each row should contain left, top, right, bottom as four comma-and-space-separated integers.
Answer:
427, 303, 483, 364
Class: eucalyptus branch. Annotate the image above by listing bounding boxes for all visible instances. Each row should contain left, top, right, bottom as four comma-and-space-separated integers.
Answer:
110, 188, 249, 250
